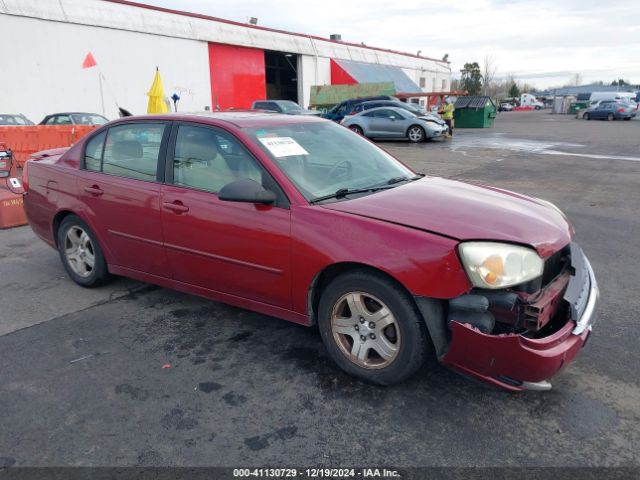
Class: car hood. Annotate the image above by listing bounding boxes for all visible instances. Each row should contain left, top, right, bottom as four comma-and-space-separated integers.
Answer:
419, 115, 446, 125
297, 110, 322, 116
322, 177, 572, 258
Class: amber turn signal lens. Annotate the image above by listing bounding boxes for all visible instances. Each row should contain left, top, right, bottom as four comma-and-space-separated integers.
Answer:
482, 255, 504, 284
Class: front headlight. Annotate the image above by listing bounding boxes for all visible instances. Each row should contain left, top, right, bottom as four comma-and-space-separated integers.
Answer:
458, 242, 544, 289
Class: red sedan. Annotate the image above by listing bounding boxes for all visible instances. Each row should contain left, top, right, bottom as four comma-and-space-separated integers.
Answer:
23, 112, 598, 391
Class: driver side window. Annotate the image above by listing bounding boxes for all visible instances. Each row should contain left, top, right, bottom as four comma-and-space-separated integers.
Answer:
172, 125, 264, 194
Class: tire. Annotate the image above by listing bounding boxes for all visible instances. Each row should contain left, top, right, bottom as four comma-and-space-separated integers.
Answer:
407, 125, 425, 143
349, 125, 364, 136
57, 215, 111, 287
583, 113, 590, 120
317, 270, 431, 385
607, 113, 614, 121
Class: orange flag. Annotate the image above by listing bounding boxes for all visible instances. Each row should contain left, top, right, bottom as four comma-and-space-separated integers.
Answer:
82, 52, 97, 69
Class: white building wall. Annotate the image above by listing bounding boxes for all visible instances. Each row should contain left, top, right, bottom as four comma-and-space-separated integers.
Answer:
0, 15, 211, 122
0, 0, 451, 114
299, 56, 331, 109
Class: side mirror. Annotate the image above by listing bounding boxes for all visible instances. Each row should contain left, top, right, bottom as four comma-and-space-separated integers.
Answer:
389, 116, 396, 120
218, 178, 277, 205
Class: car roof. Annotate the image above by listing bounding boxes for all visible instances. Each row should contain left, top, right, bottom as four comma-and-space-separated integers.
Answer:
360, 100, 399, 105
106, 111, 326, 128
358, 106, 408, 114
45, 112, 108, 117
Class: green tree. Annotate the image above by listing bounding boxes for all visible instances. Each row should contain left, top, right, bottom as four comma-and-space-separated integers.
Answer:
460, 62, 483, 95
508, 82, 521, 98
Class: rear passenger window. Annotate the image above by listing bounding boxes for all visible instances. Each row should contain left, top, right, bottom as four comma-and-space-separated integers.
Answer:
101, 123, 166, 181
84, 131, 106, 172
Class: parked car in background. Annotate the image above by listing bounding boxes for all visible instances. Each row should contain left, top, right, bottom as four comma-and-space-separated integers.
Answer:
347, 100, 446, 128
498, 103, 514, 112
22, 111, 598, 391
39, 112, 109, 126
322, 96, 398, 123
251, 100, 320, 116
582, 102, 636, 121
341, 106, 448, 142
0, 113, 35, 125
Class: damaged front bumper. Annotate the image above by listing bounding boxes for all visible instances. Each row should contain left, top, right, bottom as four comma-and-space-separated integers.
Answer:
439, 245, 599, 392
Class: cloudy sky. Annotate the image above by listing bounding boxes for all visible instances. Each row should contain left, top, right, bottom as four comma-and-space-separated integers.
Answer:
140, 0, 640, 88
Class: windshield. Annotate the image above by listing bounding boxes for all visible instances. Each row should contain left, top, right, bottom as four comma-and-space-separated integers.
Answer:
0, 115, 31, 125
71, 114, 109, 125
278, 101, 303, 113
245, 122, 414, 202
402, 103, 426, 115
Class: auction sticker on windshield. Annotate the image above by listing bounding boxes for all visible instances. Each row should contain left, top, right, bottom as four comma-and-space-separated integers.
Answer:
258, 136, 308, 157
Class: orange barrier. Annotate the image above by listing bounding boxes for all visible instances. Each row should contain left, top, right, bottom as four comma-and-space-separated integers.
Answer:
0, 189, 26, 229
0, 125, 97, 167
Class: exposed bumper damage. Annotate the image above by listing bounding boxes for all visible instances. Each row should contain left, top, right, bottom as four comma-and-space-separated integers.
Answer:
418, 243, 599, 391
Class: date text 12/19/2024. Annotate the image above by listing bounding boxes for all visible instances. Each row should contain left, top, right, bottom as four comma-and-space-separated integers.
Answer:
233, 468, 401, 478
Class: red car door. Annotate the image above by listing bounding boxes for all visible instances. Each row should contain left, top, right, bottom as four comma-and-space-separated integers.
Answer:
76, 122, 171, 276
161, 123, 292, 309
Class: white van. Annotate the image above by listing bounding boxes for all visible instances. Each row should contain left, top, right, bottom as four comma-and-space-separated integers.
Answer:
589, 91, 637, 103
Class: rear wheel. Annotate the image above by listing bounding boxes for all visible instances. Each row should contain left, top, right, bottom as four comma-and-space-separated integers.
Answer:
607, 113, 615, 121
57, 215, 111, 287
318, 270, 430, 385
407, 125, 425, 143
583, 113, 590, 120
349, 125, 364, 136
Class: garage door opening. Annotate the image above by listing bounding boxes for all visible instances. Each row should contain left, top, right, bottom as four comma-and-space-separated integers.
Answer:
265, 50, 298, 103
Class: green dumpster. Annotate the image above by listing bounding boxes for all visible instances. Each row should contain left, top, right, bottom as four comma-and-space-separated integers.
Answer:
453, 96, 497, 128
568, 101, 589, 115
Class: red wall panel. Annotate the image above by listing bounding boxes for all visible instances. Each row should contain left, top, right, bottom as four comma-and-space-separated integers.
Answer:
208, 43, 266, 110
330, 59, 357, 85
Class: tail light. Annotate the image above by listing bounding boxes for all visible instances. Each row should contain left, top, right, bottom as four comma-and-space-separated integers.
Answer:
22, 160, 29, 192
617, 108, 625, 113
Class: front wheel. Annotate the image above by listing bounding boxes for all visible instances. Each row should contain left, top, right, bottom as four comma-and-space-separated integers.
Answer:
607, 113, 615, 121
349, 125, 364, 136
583, 113, 590, 120
318, 270, 431, 385
57, 215, 111, 287
407, 125, 426, 143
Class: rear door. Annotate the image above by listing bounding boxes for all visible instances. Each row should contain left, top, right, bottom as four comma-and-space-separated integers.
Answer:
161, 123, 292, 308
76, 121, 171, 276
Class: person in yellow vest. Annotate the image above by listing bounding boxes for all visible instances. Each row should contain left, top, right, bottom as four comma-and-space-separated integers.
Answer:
440, 97, 455, 138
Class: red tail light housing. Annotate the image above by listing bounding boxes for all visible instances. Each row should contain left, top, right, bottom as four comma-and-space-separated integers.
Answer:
22, 159, 30, 192
617, 108, 625, 113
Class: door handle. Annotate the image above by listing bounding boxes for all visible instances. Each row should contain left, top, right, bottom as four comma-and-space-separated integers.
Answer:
163, 201, 189, 214
84, 185, 103, 196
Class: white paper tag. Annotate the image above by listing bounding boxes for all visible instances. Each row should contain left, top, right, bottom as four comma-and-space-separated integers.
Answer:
9, 177, 21, 189
258, 137, 309, 158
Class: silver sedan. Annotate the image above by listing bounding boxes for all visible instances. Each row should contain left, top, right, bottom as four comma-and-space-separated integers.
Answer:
341, 106, 448, 142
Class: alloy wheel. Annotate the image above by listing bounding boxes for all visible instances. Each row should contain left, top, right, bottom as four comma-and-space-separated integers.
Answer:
330, 291, 401, 369
64, 226, 95, 278
408, 126, 424, 142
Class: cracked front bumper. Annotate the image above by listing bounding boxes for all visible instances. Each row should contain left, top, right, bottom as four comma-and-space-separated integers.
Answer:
441, 244, 599, 391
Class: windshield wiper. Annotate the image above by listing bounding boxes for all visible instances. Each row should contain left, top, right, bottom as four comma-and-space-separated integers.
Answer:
310, 186, 392, 204
386, 174, 424, 185
310, 175, 425, 204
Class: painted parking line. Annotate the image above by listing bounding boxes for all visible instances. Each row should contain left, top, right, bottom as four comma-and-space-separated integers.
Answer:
541, 150, 640, 162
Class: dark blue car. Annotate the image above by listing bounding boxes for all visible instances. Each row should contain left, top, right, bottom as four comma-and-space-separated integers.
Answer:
583, 102, 636, 121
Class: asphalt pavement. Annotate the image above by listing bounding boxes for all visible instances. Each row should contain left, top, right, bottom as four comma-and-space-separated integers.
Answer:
1, 111, 639, 468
